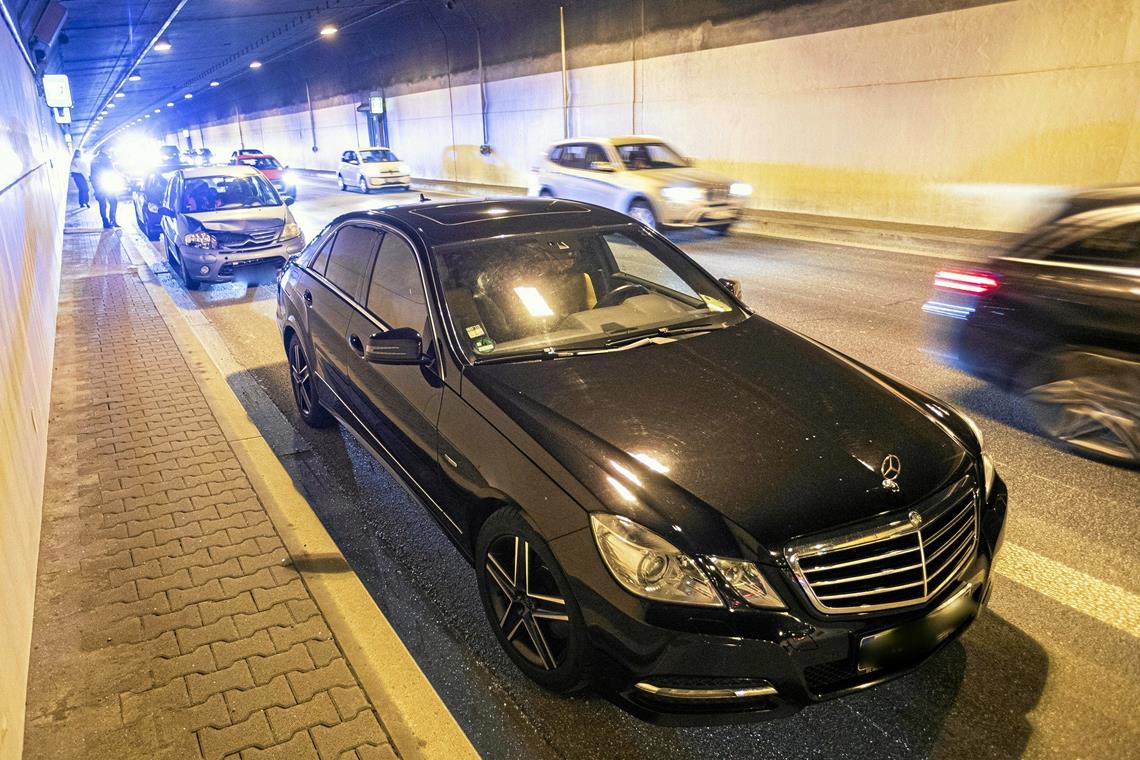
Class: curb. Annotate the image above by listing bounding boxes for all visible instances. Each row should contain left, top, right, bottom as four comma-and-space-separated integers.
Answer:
116, 233, 479, 760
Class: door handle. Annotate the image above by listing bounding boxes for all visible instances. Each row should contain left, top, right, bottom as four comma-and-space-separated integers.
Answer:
303, 290, 313, 306
348, 333, 365, 357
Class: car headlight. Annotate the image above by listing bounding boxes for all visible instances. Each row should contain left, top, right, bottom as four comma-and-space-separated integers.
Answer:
958, 411, 996, 496
282, 170, 296, 185
730, 182, 753, 197
591, 514, 722, 607
280, 222, 301, 241
183, 231, 217, 249
95, 171, 126, 196
709, 557, 785, 609
661, 186, 704, 203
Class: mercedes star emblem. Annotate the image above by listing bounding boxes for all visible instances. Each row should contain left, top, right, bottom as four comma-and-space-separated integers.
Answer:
881, 454, 902, 492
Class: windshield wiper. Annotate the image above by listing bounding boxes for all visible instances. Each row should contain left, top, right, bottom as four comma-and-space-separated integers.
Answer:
473, 347, 577, 365
601, 318, 725, 348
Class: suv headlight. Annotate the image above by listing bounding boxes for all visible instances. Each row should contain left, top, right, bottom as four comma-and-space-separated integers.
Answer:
709, 557, 785, 609
661, 186, 704, 203
183, 231, 217, 249
591, 514, 721, 607
280, 221, 301, 241
730, 182, 753, 196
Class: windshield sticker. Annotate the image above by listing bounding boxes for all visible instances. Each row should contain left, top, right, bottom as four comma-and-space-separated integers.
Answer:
700, 294, 732, 312
473, 336, 496, 354
465, 323, 486, 339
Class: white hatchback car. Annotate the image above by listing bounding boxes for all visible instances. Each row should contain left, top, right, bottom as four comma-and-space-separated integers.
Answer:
337, 147, 411, 193
530, 136, 751, 233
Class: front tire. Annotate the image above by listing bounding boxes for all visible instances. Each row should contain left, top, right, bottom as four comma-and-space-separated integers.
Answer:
628, 200, 657, 230
287, 335, 334, 428
702, 223, 732, 236
358, 176, 370, 194
1024, 350, 1140, 465
168, 240, 200, 290
476, 508, 592, 693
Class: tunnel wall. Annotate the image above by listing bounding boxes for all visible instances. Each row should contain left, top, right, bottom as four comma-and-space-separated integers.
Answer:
0, 17, 68, 759
182, 0, 1138, 231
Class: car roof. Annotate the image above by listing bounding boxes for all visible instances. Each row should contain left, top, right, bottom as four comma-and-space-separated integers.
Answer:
551, 135, 667, 148
180, 164, 261, 179
352, 146, 393, 151
233, 153, 274, 159
330, 198, 636, 247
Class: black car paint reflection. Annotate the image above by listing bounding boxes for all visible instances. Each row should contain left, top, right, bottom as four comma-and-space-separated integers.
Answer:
277, 198, 1007, 725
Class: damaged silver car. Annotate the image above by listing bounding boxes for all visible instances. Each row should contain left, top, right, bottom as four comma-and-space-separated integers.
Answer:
159, 165, 305, 289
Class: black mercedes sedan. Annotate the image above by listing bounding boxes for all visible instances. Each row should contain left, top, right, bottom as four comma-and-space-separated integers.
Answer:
277, 198, 1007, 725
924, 185, 1139, 465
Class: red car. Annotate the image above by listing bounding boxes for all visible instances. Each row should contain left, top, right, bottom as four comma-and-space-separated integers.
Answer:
230, 153, 297, 199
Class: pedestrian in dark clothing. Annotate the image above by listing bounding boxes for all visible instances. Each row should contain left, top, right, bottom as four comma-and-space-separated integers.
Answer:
90, 148, 120, 229
69, 150, 90, 208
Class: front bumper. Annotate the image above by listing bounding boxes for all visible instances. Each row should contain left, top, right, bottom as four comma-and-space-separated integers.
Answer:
656, 196, 746, 227
366, 174, 411, 188
181, 237, 305, 283
550, 476, 1008, 726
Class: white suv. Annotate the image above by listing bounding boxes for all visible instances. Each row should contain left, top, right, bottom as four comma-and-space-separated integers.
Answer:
530, 136, 751, 234
337, 147, 411, 193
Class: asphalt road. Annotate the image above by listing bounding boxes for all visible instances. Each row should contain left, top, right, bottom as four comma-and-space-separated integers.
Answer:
128, 175, 1139, 759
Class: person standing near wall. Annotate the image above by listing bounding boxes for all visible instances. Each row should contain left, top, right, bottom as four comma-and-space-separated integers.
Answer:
89, 147, 120, 229
69, 150, 90, 208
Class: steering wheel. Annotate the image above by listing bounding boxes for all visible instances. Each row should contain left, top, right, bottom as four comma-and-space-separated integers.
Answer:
594, 283, 649, 309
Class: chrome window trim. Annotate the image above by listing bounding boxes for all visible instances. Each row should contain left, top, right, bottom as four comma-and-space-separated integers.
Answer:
785, 478, 979, 615
299, 219, 446, 382
997, 256, 1140, 278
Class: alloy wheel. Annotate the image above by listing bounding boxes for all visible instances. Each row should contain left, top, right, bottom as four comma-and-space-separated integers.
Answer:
359, 176, 369, 194
484, 535, 571, 671
289, 340, 315, 416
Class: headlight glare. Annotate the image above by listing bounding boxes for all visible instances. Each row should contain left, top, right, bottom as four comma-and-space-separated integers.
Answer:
280, 222, 302, 241
729, 182, 753, 196
710, 557, 785, 609
183, 231, 217, 249
591, 514, 722, 607
661, 186, 704, 203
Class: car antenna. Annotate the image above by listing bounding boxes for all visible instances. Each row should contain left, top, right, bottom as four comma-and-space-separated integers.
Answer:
419, 193, 431, 203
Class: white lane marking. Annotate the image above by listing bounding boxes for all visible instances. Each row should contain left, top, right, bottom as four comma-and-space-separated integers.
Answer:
997, 542, 1140, 638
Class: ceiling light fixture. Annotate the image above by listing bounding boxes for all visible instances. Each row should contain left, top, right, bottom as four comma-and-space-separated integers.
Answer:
154, 39, 172, 52
249, 60, 262, 69
114, 92, 125, 98
320, 24, 338, 36
209, 81, 220, 87
107, 103, 116, 108
154, 108, 161, 113
128, 73, 141, 82
184, 93, 193, 99
166, 102, 174, 107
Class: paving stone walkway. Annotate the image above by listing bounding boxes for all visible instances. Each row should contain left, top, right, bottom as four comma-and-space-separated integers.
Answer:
23, 227, 398, 760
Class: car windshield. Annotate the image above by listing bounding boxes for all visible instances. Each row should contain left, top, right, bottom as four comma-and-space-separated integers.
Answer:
180, 174, 281, 212
616, 142, 688, 170
360, 149, 398, 163
237, 156, 282, 170
432, 226, 744, 359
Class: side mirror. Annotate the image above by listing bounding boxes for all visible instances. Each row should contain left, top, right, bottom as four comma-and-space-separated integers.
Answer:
589, 160, 617, 172
159, 206, 177, 219
362, 327, 426, 365
719, 277, 743, 300
284, 196, 295, 206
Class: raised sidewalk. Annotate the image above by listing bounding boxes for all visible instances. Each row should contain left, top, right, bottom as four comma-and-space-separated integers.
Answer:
22, 208, 475, 759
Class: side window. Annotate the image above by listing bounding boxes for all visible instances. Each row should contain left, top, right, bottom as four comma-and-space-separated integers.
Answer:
1051, 223, 1140, 267
341, 151, 352, 163
324, 225, 382, 301
307, 231, 336, 275
366, 233, 428, 331
583, 144, 608, 169
548, 146, 563, 163
559, 145, 588, 169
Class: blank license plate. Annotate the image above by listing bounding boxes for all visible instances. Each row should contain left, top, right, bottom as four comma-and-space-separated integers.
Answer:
858, 585, 977, 673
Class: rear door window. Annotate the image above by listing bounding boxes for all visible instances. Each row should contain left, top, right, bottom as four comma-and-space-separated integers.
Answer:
324, 225, 382, 302
1050, 223, 1140, 267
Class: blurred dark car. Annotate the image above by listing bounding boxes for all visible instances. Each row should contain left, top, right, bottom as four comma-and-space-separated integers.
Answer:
132, 148, 190, 240
924, 186, 1140, 465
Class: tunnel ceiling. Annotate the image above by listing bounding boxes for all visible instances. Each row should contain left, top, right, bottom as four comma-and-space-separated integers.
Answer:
50, 0, 1004, 147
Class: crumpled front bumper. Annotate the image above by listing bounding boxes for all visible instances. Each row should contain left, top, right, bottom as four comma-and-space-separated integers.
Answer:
181, 237, 305, 282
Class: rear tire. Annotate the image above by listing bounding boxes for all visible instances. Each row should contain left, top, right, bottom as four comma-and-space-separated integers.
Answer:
538, 188, 554, 198
287, 335, 335, 428
702, 223, 732, 236
476, 508, 592, 694
337, 174, 346, 191
627, 200, 657, 230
